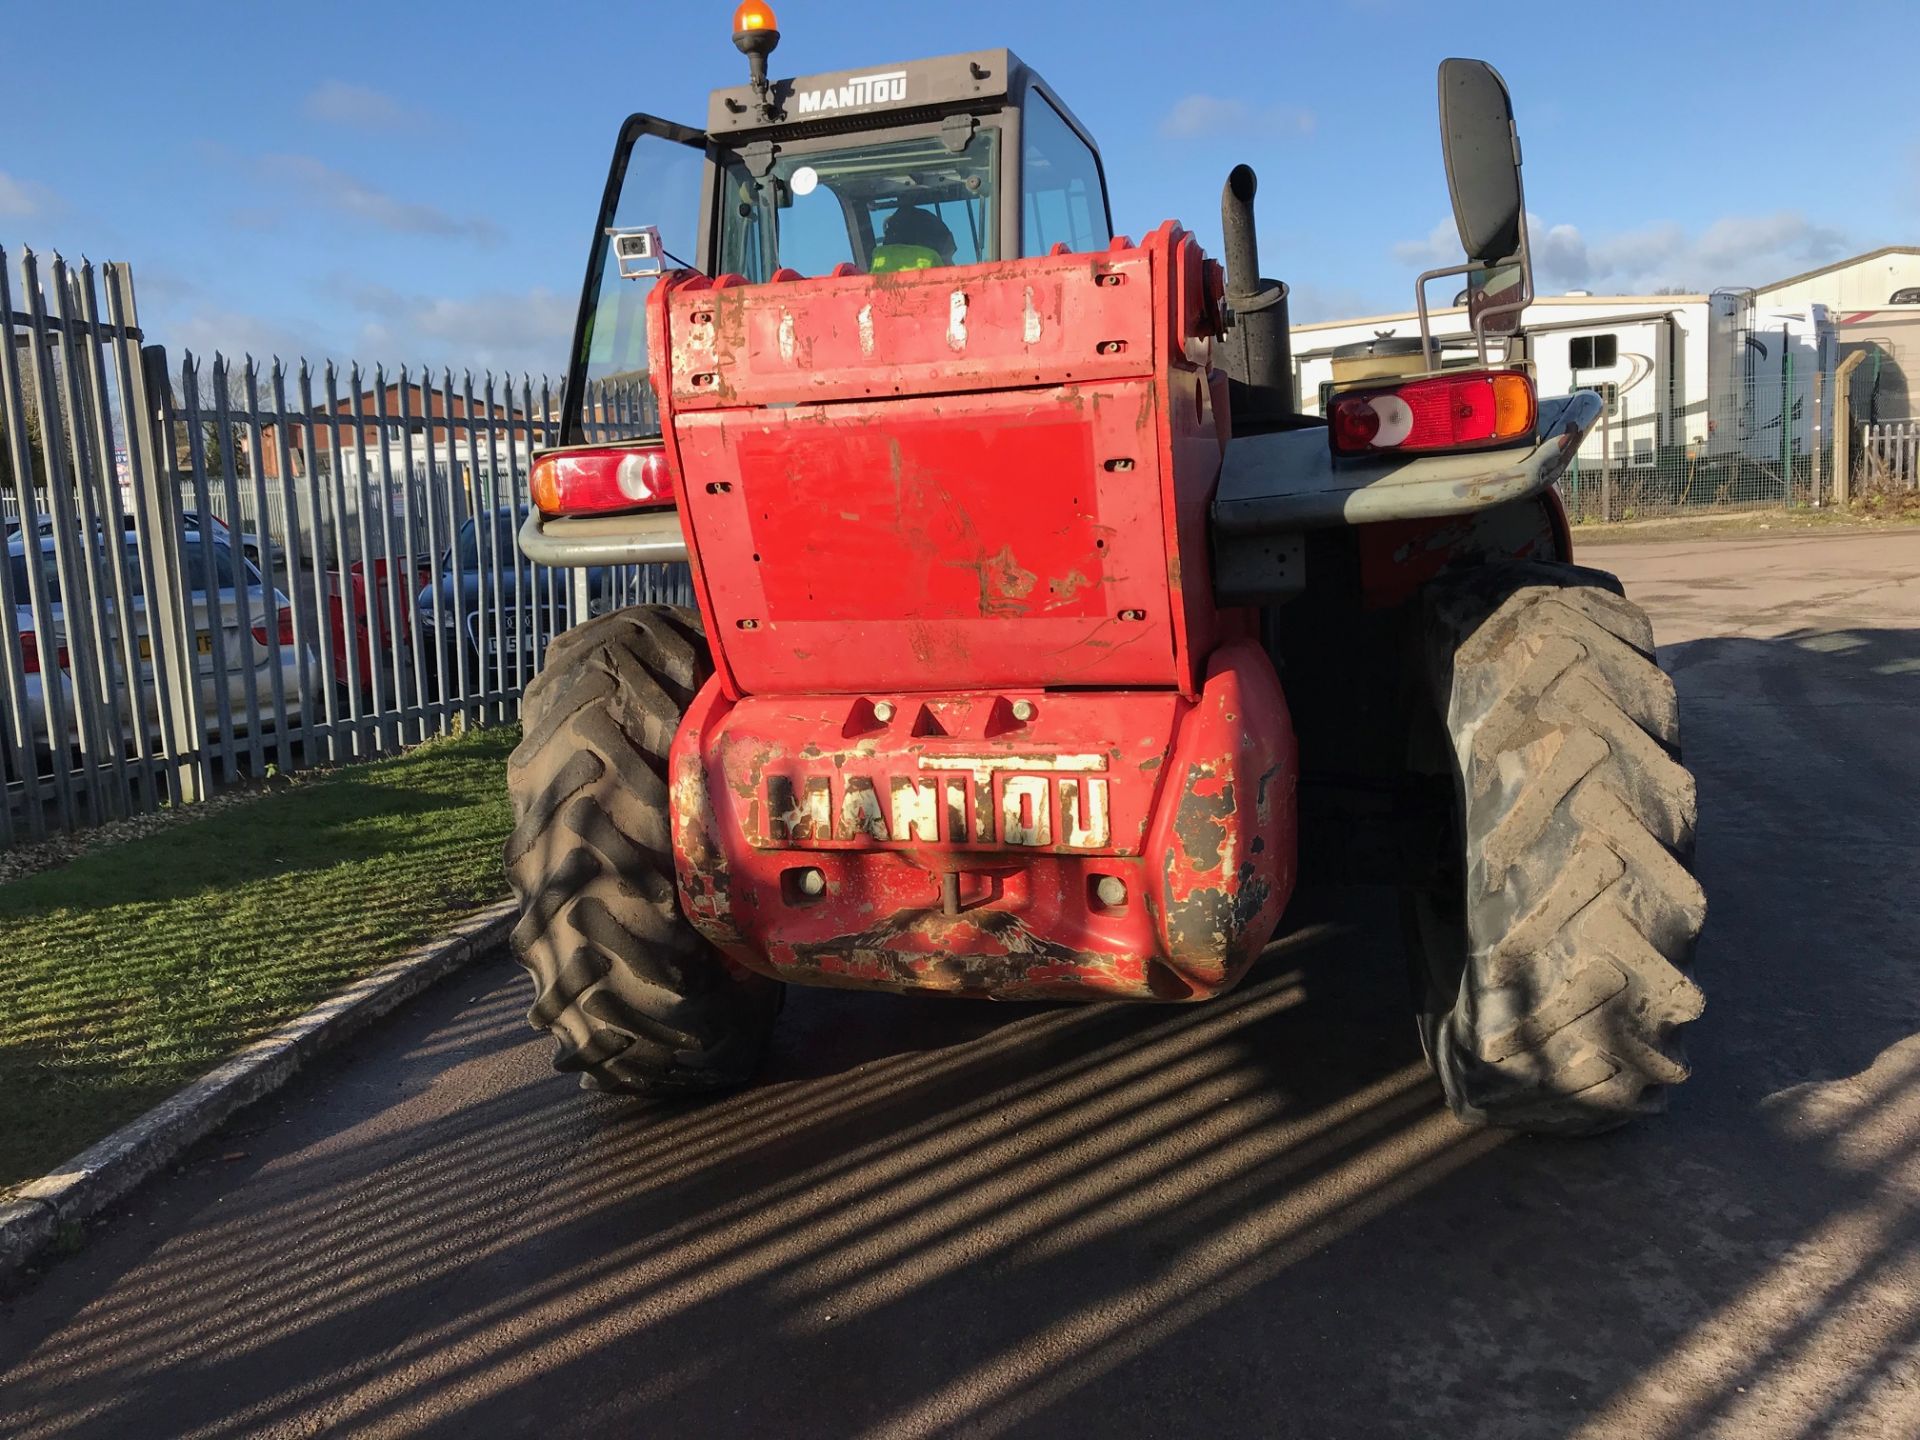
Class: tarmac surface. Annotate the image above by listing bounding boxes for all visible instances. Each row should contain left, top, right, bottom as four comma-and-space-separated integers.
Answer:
3, 529, 1918, 1440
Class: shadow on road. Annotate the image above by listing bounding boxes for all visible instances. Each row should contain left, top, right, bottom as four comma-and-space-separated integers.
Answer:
2, 623, 1918, 1440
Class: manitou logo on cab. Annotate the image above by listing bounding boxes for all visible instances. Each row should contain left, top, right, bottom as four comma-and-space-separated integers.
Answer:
764, 754, 1113, 849
795, 70, 909, 115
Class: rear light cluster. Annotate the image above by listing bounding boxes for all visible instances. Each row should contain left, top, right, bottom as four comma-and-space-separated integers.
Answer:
252, 608, 296, 648
529, 446, 676, 518
1328, 369, 1536, 458
17, 632, 66, 675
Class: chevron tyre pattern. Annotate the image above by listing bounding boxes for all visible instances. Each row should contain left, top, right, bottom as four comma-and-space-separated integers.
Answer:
504, 606, 780, 1095
1411, 562, 1706, 1135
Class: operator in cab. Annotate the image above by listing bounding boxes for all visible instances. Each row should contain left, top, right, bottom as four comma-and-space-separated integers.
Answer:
869, 205, 959, 273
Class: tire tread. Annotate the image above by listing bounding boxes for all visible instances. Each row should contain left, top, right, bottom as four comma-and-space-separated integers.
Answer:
504, 605, 779, 1095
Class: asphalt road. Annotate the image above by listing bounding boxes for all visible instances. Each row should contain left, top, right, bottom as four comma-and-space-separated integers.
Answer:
4, 530, 1918, 1440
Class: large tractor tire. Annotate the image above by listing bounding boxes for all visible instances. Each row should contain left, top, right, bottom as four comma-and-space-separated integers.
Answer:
1409, 561, 1706, 1135
504, 606, 781, 1095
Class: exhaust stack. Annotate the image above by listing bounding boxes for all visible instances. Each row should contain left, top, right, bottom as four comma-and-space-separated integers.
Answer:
1218, 164, 1295, 430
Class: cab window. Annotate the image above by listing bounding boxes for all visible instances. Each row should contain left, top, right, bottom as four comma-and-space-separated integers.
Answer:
718, 130, 998, 280
1021, 94, 1109, 257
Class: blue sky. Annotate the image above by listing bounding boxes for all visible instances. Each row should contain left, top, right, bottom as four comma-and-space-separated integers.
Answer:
3, 0, 1912, 377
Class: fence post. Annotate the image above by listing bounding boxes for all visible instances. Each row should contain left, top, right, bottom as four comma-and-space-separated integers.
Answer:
125, 331, 206, 804
1600, 399, 1613, 523
1831, 350, 1866, 507
1811, 364, 1824, 505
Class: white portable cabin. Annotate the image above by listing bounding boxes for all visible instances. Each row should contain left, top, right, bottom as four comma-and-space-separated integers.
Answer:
1292, 291, 1837, 472
1291, 294, 1711, 476
1707, 296, 1836, 464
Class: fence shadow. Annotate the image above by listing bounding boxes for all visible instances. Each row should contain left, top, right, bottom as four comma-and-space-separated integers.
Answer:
3, 625, 1919, 1439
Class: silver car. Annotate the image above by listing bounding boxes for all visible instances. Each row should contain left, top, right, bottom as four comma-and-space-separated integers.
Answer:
6, 524, 321, 755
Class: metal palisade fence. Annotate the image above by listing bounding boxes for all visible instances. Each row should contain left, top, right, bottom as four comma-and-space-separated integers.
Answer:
1, 247, 686, 847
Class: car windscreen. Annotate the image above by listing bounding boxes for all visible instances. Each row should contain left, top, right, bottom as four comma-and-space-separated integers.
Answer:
455, 514, 524, 573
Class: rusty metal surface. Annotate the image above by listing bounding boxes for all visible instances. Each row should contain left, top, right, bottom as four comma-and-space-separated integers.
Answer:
662, 248, 1154, 410
650, 222, 1235, 701
638, 221, 1288, 1002
670, 643, 1295, 1002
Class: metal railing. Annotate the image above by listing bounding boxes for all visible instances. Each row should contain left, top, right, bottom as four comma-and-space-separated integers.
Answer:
2, 248, 689, 847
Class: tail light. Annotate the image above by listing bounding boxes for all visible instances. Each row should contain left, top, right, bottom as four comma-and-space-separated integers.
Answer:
529, 446, 675, 518
18, 632, 35, 674
19, 632, 66, 674
252, 608, 296, 648
1328, 369, 1536, 457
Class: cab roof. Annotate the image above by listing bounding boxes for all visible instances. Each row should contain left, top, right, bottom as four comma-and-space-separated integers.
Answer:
707, 48, 1025, 139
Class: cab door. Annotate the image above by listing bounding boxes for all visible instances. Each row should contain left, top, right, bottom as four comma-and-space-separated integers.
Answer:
561, 115, 714, 448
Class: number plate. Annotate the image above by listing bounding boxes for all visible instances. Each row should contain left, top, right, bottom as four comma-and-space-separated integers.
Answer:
137, 633, 215, 659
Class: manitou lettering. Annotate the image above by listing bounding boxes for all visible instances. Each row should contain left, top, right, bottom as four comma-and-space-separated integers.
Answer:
795, 70, 909, 115
765, 757, 1111, 849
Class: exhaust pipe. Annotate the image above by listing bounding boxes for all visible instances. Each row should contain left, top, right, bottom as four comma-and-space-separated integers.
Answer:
1218, 164, 1295, 430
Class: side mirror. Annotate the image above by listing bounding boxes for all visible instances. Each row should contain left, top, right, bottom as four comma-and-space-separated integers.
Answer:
1413, 58, 1532, 353
1438, 58, 1522, 264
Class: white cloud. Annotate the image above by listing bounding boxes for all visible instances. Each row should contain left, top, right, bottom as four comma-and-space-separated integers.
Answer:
1393, 210, 1852, 295
1160, 94, 1315, 141
0, 170, 55, 220
1392, 219, 1463, 271
257, 154, 499, 243
159, 282, 575, 378
167, 305, 328, 367
301, 80, 421, 132
336, 280, 576, 376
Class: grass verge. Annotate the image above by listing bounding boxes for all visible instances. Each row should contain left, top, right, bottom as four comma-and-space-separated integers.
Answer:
0, 725, 518, 1193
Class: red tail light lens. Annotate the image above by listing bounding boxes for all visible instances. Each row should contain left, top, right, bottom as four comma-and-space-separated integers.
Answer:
18, 632, 69, 674
253, 608, 296, 648
529, 446, 676, 518
1329, 370, 1536, 457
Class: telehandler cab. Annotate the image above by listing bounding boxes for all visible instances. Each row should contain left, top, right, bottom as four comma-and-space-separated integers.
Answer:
508, 3, 1704, 1134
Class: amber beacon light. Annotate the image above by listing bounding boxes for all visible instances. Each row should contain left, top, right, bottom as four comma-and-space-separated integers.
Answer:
732, 1, 778, 34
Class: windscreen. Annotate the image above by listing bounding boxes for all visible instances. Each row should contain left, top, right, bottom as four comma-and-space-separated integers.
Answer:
716, 129, 998, 282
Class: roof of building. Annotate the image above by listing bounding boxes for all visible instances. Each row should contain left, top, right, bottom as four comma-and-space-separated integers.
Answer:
1755, 246, 1920, 295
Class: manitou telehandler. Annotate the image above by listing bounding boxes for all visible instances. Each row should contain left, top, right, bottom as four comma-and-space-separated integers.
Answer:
507, 3, 1705, 1134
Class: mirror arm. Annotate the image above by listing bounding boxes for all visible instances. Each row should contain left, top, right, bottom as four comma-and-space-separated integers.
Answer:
1414, 124, 1533, 373
1413, 261, 1477, 371
1470, 221, 1533, 361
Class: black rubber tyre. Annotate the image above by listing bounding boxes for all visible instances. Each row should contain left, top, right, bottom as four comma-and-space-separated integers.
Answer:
504, 606, 781, 1095
1409, 561, 1706, 1135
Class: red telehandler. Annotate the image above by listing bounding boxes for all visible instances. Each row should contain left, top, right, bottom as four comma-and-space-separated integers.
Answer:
507, 5, 1704, 1134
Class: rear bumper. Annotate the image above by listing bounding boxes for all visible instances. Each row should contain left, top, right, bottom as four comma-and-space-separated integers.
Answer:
668, 641, 1299, 1001
517, 508, 686, 569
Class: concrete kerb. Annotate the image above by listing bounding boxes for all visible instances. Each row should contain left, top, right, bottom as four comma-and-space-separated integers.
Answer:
0, 900, 518, 1282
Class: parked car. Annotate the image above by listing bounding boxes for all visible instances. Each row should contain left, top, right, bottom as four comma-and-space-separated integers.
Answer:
5, 521, 320, 755
9, 508, 264, 569
322, 554, 432, 705
413, 506, 609, 684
